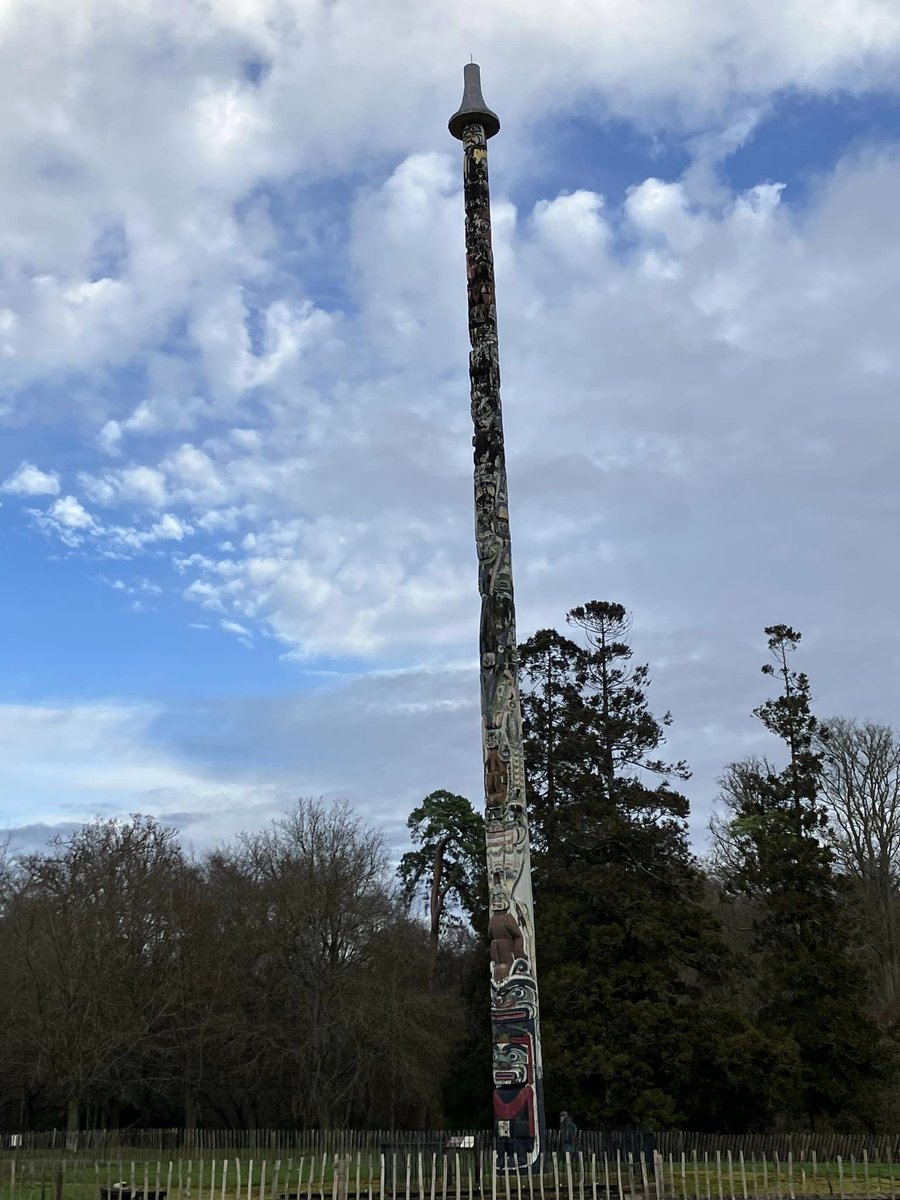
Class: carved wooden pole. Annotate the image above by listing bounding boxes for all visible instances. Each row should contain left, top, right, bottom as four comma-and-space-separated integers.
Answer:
449, 64, 545, 1168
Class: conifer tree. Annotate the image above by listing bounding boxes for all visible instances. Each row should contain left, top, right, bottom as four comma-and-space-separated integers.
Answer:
398, 790, 485, 990
718, 625, 885, 1127
519, 601, 769, 1128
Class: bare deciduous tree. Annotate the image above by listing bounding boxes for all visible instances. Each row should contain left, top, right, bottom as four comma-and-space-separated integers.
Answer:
819, 717, 900, 1019
3, 816, 187, 1133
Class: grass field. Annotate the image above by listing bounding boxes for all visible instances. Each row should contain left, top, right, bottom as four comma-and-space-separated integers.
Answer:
1, 1153, 900, 1200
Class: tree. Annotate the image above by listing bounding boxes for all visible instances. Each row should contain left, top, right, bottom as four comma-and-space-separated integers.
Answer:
520, 601, 743, 1128
397, 790, 485, 990
2, 816, 186, 1134
715, 626, 885, 1127
156, 859, 238, 1129
227, 798, 456, 1127
818, 717, 900, 1021
518, 629, 586, 848
566, 602, 689, 797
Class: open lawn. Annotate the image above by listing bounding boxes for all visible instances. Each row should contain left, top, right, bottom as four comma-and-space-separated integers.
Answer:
1, 1154, 900, 1200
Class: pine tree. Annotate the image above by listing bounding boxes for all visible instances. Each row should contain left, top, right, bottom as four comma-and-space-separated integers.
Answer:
398, 790, 485, 991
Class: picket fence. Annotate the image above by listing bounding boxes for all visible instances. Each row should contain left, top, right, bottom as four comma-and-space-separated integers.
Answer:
5, 1132, 900, 1161
2, 1144, 900, 1200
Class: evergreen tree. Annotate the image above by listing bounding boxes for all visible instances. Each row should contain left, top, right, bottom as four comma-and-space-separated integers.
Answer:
518, 628, 586, 849
717, 625, 885, 1127
398, 790, 485, 990
520, 601, 762, 1128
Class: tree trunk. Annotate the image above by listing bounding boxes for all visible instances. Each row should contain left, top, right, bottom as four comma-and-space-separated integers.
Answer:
65, 1094, 80, 1152
183, 1086, 197, 1130
427, 838, 449, 993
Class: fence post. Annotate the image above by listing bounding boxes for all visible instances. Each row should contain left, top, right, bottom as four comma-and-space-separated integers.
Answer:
657, 1152, 672, 1200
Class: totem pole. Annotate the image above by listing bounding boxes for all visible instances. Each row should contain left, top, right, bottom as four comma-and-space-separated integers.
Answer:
449, 64, 546, 1169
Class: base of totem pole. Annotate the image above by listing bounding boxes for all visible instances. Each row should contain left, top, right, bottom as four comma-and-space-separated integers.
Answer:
494, 1131, 544, 1175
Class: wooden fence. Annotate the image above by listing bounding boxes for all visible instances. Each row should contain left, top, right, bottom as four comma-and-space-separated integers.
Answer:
4, 1132, 900, 1162
1, 1144, 900, 1200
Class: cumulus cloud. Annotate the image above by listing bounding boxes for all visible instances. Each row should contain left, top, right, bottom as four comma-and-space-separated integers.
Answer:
2, 461, 61, 496
21, 147, 899, 681
3, 0, 900, 841
0, 0, 896, 402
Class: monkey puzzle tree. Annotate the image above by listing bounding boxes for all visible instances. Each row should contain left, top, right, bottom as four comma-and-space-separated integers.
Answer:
519, 601, 752, 1127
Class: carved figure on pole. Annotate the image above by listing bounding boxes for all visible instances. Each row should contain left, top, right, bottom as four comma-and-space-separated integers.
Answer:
449, 63, 546, 1169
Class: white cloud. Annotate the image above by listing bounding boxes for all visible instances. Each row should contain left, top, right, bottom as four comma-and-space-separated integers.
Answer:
2, 461, 61, 496
0, 701, 286, 849
625, 179, 704, 251
49, 495, 95, 530
79, 465, 169, 509
149, 513, 191, 541
97, 420, 123, 455
0, 672, 484, 854
3, 0, 900, 842
0, 0, 895, 403
12, 142, 899, 737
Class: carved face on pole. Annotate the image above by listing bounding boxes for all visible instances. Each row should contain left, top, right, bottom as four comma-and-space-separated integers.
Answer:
450, 63, 545, 1168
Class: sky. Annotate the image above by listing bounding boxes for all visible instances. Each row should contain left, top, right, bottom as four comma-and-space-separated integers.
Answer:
2, 0, 900, 859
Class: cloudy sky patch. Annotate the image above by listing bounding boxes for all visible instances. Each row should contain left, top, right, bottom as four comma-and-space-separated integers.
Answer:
2, 0, 900, 852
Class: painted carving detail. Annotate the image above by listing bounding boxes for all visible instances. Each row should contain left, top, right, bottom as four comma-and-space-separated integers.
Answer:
462, 121, 544, 1167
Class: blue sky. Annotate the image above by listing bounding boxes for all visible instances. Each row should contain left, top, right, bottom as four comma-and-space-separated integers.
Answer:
3, 0, 900, 855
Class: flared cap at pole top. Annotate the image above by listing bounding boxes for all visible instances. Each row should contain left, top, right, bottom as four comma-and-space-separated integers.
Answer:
448, 62, 500, 140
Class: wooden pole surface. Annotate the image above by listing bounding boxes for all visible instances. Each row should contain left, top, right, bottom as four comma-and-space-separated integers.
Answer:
452, 59, 544, 1169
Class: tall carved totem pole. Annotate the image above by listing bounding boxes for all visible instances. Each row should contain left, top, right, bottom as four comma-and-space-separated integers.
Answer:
449, 65, 546, 1167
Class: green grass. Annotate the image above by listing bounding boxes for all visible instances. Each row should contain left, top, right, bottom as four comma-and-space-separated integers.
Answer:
2, 1157, 900, 1200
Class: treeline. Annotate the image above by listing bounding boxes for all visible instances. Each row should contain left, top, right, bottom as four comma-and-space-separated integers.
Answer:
2, 600, 900, 1135
0, 804, 457, 1133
